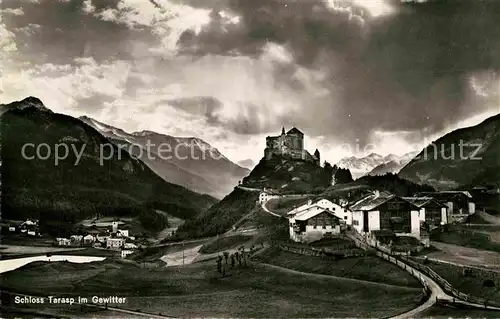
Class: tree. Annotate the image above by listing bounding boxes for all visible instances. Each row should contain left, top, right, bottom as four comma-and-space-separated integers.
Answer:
334, 168, 354, 184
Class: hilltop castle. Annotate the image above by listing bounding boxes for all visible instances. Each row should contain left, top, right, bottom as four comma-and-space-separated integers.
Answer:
264, 127, 320, 166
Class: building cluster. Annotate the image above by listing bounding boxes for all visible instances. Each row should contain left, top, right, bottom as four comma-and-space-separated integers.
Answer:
55, 221, 138, 258
7, 219, 41, 236
264, 127, 320, 165
283, 190, 476, 246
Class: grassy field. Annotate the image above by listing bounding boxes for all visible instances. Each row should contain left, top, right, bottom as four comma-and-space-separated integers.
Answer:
432, 227, 500, 253
1, 259, 422, 318
265, 197, 310, 216
412, 259, 500, 304
199, 234, 255, 254
252, 247, 421, 288
417, 304, 500, 318
130, 241, 207, 263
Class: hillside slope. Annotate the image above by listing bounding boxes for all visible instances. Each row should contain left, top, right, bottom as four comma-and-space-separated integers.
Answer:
173, 156, 335, 239
0, 97, 217, 228
399, 113, 500, 190
79, 116, 249, 199
173, 187, 259, 239
242, 157, 334, 193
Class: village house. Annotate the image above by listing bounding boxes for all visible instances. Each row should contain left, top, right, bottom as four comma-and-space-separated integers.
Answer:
83, 234, 96, 245
288, 208, 344, 243
56, 238, 71, 246
349, 191, 422, 240
96, 233, 110, 244
121, 249, 135, 258
70, 235, 83, 246
106, 237, 124, 249
259, 191, 270, 204
287, 198, 353, 225
124, 242, 138, 249
402, 197, 449, 227
117, 229, 129, 238
417, 191, 475, 222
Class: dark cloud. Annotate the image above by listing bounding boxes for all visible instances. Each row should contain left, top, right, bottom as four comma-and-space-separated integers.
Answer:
175, 0, 500, 144
3, 0, 499, 150
2, 0, 155, 65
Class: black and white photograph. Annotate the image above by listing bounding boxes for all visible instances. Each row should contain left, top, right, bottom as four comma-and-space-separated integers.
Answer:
1, 0, 500, 318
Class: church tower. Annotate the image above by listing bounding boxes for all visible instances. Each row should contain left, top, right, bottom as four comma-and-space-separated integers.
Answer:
281, 127, 285, 135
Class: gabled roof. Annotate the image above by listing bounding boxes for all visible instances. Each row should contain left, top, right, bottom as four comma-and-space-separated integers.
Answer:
349, 192, 395, 211
287, 202, 312, 215
295, 209, 340, 221
402, 197, 447, 208
286, 127, 304, 136
287, 198, 335, 216
417, 191, 473, 200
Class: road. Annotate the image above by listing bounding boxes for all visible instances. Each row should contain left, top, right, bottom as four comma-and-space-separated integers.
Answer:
261, 200, 283, 218
160, 245, 203, 266
235, 185, 262, 192
384, 253, 449, 319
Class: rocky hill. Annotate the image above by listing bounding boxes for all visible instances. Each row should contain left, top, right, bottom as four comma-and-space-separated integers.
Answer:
399, 113, 500, 190
173, 156, 335, 239
0, 97, 217, 230
241, 157, 334, 194
79, 116, 249, 199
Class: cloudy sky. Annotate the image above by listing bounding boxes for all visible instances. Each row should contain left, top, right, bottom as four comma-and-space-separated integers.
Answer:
1, 0, 499, 165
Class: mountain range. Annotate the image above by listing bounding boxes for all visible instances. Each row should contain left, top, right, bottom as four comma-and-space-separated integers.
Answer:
336, 152, 417, 179
0, 97, 217, 230
79, 116, 249, 199
399, 113, 500, 190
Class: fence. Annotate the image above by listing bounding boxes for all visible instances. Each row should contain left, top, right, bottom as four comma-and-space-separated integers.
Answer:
399, 256, 500, 307
350, 230, 500, 309
455, 228, 491, 241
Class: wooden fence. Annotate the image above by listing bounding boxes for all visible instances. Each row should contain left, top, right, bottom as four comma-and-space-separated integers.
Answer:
399, 256, 500, 307
350, 230, 500, 309
455, 228, 491, 241
415, 257, 500, 281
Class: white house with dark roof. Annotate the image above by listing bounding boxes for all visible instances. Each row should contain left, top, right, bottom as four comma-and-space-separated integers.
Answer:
289, 208, 344, 243
417, 191, 475, 223
258, 191, 279, 204
287, 198, 352, 225
106, 237, 124, 249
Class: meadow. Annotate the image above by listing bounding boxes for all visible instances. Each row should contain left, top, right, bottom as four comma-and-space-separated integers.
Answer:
1, 258, 422, 318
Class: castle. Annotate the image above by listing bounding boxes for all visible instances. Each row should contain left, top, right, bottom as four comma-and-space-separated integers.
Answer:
264, 127, 320, 166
